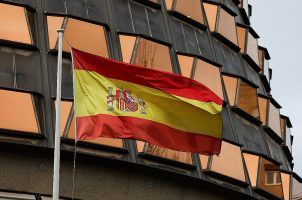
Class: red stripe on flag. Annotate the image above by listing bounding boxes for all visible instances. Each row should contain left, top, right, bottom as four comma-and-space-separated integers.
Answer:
72, 48, 223, 106
76, 114, 222, 155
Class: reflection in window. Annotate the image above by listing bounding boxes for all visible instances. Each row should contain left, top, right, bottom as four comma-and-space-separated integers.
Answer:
237, 81, 260, 119
204, 3, 238, 48
0, 3, 33, 44
246, 32, 259, 67
137, 141, 193, 164
259, 158, 283, 198
237, 26, 246, 53
165, 0, 205, 25
210, 141, 246, 182
258, 47, 271, 83
268, 103, 282, 138
223, 76, 259, 119
293, 176, 302, 200
222, 75, 238, 106
0, 89, 39, 133
177, 55, 194, 78
119, 35, 173, 72
199, 155, 209, 169
47, 16, 109, 57
243, 153, 259, 187
281, 173, 291, 200
57, 100, 123, 148
258, 96, 268, 124
177, 55, 223, 99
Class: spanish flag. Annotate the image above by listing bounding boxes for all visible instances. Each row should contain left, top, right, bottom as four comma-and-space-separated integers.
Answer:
72, 48, 223, 155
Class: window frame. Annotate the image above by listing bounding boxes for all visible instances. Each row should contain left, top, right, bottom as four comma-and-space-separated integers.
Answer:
265, 171, 282, 186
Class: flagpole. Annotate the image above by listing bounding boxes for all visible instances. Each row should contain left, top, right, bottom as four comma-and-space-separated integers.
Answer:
52, 29, 64, 200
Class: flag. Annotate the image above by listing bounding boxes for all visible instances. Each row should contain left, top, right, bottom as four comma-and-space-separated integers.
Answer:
72, 48, 223, 155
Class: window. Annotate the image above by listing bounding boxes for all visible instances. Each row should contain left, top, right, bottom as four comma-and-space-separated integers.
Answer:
258, 47, 271, 83
293, 176, 302, 200
177, 55, 223, 99
119, 35, 173, 72
268, 102, 282, 138
204, 3, 238, 49
199, 155, 209, 169
137, 141, 193, 164
236, 25, 260, 70
0, 46, 42, 93
265, 171, 281, 185
0, 3, 34, 44
281, 173, 291, 200
222, 76, 238, 106
239, 0, 249, 13
258, 96, 268, 124
47, 16, 109, 57
259, 158, 284, 198
223, 75, 260, 119
165, 0, 205, 25
57, 100, 124, 149
0, 89, 39, 134
237, 81, 259, 119
243, 153, 259, 187
280, 116, 292, 152
210, 141, 246, 182
246, 32, 259, 67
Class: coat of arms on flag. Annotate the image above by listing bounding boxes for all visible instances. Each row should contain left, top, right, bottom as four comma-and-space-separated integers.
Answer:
107, 87, 147, 115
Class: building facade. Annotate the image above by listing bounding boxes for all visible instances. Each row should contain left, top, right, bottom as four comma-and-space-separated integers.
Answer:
0, 0, 301, 199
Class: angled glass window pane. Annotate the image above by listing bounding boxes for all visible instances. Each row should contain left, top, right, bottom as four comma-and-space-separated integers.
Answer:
243, 153, 259, 187
259, 158, 283, 198
65, 116, 124, 148
133, 38, 173, 72
217, 8, 238, 46
237, 26, 246, 53
222, 75, 238, 106
258, 49, 264, 71
280, 118, 286, 140
0, 3, 32, 44
281, 173, 291, 200
119, 35, 137, 63
0, 89, 39, 133
177, 55, 194, 78
203, 3, 218, 32
237, 81, 259, 119
47, 16, 109, 57
293, 177, 302, 200
137, 141, 193, 164
246, 32, 259, 66
258, 97, 268, 124
194, 59, 223, 99
172, 0, 205, 25
199, 155, 209, 169
268, 103, 282, 137
210, 141, 246, 182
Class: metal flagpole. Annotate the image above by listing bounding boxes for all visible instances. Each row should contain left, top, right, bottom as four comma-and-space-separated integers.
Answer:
52, 29, 64, 200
